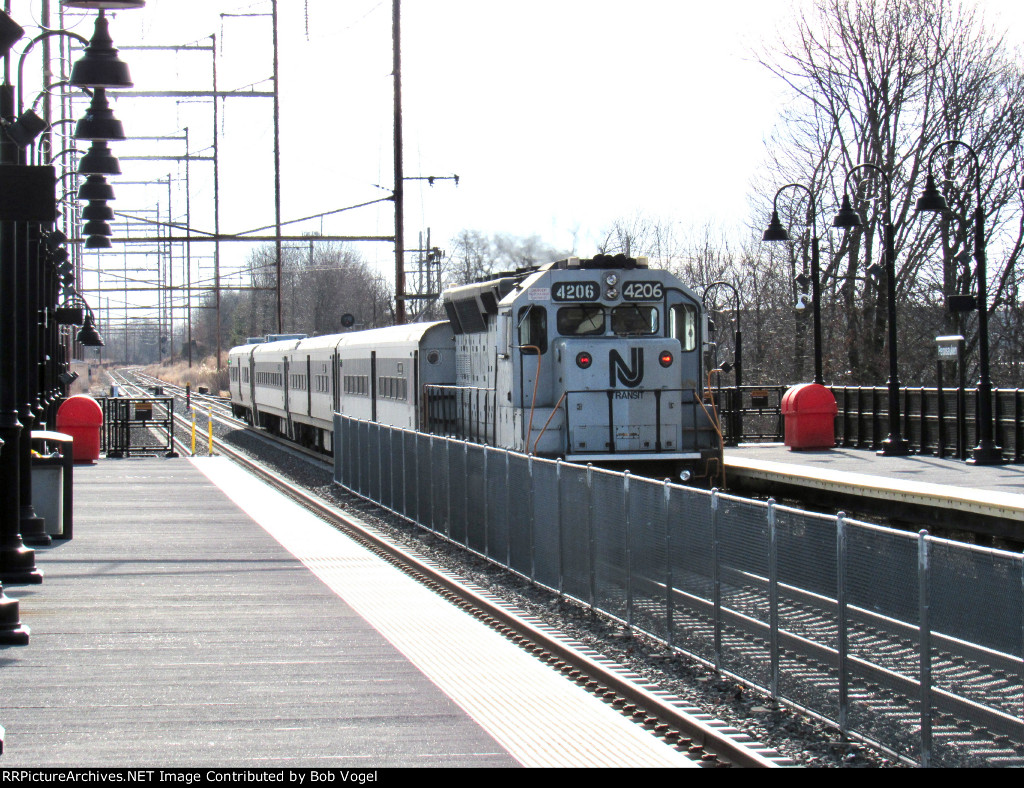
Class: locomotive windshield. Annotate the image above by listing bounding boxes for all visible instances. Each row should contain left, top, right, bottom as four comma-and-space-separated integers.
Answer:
611, 305, 658, 336
557, 305, 604, 336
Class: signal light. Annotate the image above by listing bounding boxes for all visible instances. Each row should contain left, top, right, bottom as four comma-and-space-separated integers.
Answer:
576, 351, 593, 369
659, 350, 673, 368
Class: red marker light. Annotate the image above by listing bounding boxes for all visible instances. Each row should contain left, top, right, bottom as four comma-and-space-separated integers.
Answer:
576, 351, 593, 369
659, 350, 673, 368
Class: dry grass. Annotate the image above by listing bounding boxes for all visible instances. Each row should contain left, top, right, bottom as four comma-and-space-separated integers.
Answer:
143, 355, 230, 397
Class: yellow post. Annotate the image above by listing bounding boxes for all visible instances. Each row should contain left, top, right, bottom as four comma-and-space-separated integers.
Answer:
208, 406, 214, 455
190, 408, 196, 456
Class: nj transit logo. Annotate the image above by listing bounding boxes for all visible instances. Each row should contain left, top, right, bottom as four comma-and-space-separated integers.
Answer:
609, 348, 644, 388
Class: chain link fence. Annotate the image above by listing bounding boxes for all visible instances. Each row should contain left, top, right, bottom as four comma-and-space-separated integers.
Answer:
333, 414, 1024, 766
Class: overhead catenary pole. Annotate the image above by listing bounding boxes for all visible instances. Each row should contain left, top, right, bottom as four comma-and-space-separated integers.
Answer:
393, 0, 405, 325
211, 34, 221, 370
272, 0, 283, 334
185, 126, 192, 367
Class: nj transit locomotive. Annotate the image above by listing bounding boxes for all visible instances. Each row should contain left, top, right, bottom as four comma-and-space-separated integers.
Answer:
228, 254, 723, 481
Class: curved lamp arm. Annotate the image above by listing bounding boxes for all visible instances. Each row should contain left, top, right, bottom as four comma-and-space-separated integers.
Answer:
17, 29, 90, 115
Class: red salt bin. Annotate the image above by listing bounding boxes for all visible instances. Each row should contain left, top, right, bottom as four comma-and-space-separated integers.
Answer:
781, 383, 837, 450
56, 395, 104, 462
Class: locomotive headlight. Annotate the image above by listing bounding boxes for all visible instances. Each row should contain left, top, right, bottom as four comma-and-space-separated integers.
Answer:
604, 273, 618, 287
576, 351, 593, 369
605, 287, 618, 300
659, 350, 674, 368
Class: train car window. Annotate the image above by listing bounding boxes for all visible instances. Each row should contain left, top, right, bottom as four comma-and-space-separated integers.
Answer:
557, 305, 605, 336
517, 306, 547, 354
611, 305, 658, 336
670, 303, 697, 351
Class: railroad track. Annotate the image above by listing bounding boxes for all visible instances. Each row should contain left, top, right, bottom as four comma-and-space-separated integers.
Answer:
110, 367, 1024, 766
108, 368, 791, 768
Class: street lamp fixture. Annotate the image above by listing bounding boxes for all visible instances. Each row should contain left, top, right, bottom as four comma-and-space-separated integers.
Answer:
78, 140, 121, 175
762, 182, 825, 385
84, 234, 112, 249
916, 140, 1003, 465
76, 311, 104, 346
82, 200, 114, 222
0, 11, 24, 56
702, 280, 743, 444
77, 173, 115, 201
82, 220, 111, 236
6, 109, 48, 147
68, 11, 134, 89
833, 164, 910, 456
62, 1, 145, 7
73, 88, 126, 141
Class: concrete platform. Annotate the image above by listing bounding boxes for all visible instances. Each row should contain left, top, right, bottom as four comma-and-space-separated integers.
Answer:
0, 456, 696, 768
725, 444, 1024, 537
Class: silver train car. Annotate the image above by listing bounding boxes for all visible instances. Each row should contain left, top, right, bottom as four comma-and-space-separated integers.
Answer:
228, 254, 723, 481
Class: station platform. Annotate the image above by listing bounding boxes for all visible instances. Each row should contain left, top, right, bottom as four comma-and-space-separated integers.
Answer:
725, 444, 1024, 538
0, 456, 697, 768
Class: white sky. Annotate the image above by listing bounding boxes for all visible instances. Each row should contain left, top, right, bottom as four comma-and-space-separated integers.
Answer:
17, 0, 1024, 316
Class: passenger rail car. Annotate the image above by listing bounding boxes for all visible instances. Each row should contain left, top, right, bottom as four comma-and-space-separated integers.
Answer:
228, 254, 722, 481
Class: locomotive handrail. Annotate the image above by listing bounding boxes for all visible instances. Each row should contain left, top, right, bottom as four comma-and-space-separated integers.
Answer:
520, 344, 544, 453
532, 390, 568, 455
700, 368, 727, 486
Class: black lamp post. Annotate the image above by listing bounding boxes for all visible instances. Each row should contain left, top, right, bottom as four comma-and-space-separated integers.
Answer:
0, 1, 141, 583
916, 141, 1003, 465
833, 164, 910, 456
762, 183, 824, 385
702, 281, 742, 444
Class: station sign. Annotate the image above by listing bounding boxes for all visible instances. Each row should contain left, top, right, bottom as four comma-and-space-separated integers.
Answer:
936, 335, 965, 361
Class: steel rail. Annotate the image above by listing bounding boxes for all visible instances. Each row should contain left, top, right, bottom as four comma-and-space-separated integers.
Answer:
115, 369, 788, 766
205, 433, 786, 768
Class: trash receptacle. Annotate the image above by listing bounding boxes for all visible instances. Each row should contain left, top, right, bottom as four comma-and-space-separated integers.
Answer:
56, 395, 104, 463
31, 431, 74, 539
31, 461, 62, 537
781, 383, 837, 450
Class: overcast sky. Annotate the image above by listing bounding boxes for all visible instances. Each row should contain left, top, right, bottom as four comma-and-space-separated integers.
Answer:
26, 0, 1023, 314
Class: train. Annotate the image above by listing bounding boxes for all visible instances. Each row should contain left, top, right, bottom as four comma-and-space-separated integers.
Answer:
227, 254, 723, 482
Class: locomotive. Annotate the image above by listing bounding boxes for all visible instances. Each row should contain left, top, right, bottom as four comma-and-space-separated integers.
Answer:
228, 254, 723, 482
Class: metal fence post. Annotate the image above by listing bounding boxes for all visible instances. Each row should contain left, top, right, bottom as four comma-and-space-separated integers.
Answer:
711, 487, 721, 671
333, 414, 341, 485
837, 512, 848, 736
664, 478, 673, 650
587, 464, 596, 610
624, 470, 633, 629
425, 434, 433, 531
528, 455, 536, 583
463, 440, 470, 546
768, 498, 779, 701
919, 529, 932, 768
357, 420, 365, 495
556, 459, 563, 595
483, 445, 489, 558
504, 450, 511, 568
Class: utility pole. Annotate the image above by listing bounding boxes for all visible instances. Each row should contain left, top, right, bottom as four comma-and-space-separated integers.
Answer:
393, 0, 405, 325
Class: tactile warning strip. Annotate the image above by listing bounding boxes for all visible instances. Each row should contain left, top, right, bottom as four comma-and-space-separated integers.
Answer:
194, 456, 699, 768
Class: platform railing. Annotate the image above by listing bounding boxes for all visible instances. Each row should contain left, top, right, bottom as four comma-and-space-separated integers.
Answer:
333, 413, 1024, 767
716, 383, 1024, 462
97, 396, 177, 457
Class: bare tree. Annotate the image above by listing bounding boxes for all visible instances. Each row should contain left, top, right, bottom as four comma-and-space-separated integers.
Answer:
756, 0, 1024, 386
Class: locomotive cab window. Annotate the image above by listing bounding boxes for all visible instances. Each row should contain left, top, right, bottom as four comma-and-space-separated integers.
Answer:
557, 305, 604, 336
611, 305, 658, 336
518, 306, 547, 354
670, 303, 698, 351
